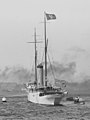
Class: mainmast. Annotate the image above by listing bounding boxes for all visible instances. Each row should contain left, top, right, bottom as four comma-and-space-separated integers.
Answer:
44, 12, 56, 87
44, 12, 47, 87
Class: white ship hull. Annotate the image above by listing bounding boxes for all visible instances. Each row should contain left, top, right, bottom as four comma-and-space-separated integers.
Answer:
27, 91, 66, 105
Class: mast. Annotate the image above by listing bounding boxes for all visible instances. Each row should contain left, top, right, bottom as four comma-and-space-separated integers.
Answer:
27, 28, 37, 86
44, 12, 47, 87
34, 28, 37, 85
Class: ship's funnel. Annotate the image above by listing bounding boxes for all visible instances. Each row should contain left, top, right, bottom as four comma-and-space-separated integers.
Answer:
37, 64, 44, 87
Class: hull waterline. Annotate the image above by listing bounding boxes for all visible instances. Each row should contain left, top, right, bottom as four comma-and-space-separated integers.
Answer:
27, 91, 67, 105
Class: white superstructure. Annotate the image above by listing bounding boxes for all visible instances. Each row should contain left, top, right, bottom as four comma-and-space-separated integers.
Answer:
27, 83, 68, 105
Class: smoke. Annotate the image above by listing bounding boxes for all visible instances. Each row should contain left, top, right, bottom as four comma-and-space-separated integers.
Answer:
47, 61, 76, 83
0, 46, 90, 84
0, 66, 31, 83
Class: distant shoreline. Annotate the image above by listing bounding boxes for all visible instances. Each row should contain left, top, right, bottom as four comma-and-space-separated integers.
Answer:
0, 93, 90, 98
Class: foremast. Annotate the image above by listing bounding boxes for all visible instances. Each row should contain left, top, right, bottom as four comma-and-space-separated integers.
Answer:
34, 28, 37, 86
27, 28, 37, 87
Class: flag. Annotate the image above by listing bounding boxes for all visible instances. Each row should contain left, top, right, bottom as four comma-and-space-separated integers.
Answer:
45, 13, 56, 20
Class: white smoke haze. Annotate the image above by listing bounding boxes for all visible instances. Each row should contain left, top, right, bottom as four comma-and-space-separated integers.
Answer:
0, 46, 90, 84
0, 66, 31, 83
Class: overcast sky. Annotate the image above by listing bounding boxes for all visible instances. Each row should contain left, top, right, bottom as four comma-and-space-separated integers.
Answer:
0, 0, 90, 69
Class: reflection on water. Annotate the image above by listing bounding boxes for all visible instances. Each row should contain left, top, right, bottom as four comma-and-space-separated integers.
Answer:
0, 96, 90, 120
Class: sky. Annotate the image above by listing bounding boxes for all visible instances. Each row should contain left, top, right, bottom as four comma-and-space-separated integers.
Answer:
0, 0, 90, 69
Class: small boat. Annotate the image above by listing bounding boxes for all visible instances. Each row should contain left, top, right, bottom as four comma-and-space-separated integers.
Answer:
2, 97, 7, 102
66, 97, 74, 101
25, 12, 68, 105
74, 96, 85, 104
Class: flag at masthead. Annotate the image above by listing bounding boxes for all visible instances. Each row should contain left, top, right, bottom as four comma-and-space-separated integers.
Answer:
44, 12, 56, 87
45, 13, 56, 20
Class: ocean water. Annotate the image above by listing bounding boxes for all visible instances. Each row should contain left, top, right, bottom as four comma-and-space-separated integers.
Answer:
0, 96, 90, 120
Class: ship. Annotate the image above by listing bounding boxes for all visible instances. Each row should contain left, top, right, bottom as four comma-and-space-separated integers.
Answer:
26, 12, 68, 105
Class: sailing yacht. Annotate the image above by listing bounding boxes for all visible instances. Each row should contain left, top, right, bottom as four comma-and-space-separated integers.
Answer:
26, 12, 68, 105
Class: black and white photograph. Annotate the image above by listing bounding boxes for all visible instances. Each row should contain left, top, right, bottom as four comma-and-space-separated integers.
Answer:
0, 0, 90, 120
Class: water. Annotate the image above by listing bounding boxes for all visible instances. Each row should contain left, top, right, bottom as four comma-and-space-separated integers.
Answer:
0, 96, 90, 120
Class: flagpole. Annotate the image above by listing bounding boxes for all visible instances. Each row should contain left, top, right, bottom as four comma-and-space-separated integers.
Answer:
44, 12, 47, 87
